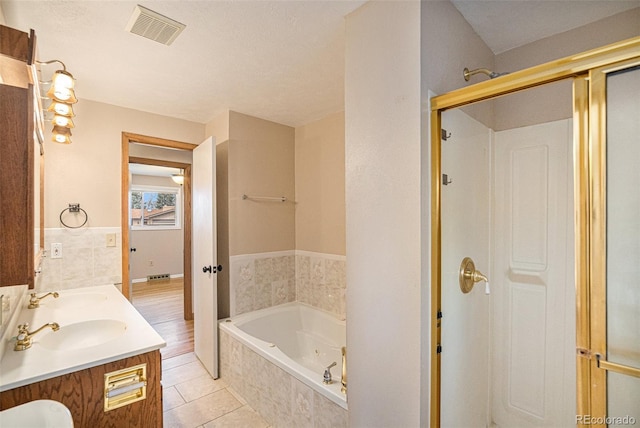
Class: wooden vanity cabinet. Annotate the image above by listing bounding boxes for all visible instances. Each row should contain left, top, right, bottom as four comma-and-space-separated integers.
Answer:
0, 25, 40, 288
0, 350, 163, 427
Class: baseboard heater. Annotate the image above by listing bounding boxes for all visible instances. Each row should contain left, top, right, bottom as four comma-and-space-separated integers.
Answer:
147, 274, 170, 281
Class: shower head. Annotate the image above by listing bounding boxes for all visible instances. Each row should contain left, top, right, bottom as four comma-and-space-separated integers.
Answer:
463, 67, 509, 81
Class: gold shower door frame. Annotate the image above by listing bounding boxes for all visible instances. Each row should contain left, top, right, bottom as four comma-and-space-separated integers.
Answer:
429, 37, 640, 427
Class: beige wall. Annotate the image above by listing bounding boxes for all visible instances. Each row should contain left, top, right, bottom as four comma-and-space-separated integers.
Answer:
494, 7, 640, 131
206, 110, 230, 145
345, 1, 422, 426
45, 99, 205, 228
209, 110, 345, 318
421, 0, 495, 128
294, 111, 346, 256
227, 111, 295, 256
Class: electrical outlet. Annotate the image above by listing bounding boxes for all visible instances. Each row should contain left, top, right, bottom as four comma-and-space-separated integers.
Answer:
106, 233, 117, 247
51, 243, 63, 259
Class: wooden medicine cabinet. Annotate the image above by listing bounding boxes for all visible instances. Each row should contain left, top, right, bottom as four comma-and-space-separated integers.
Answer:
0, 25, 44, 288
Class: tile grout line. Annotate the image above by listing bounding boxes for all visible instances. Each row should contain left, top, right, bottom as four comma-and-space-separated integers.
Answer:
199, 397, 246, 426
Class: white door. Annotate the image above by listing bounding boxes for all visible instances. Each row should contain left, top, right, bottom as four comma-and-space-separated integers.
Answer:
193, 136, 218, 378
491, 120, 575, 427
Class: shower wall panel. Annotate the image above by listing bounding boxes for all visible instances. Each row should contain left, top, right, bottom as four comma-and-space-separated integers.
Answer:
440, 108, 491, 427
491, 119, 575, 427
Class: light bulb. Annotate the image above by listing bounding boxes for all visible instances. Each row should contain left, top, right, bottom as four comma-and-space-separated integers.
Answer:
51, 125, 72, 144
46, 85, 77, 103
53, 115, 74, 128
54, 87, 71, 100
52, 70, 74, 89
48, 102, 74, 117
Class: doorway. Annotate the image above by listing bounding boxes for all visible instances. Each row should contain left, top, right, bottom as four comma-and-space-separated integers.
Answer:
128, 159, 192, 359
430, 39, 640, 427
120, 132, 195, 320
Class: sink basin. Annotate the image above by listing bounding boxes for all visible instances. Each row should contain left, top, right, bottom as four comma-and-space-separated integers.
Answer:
45, 292, 108, 309
0, 400, 73, 427
38, 319, 127, 351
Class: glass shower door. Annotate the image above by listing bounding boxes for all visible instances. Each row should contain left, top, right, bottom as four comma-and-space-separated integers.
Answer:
593, 62, 640, 426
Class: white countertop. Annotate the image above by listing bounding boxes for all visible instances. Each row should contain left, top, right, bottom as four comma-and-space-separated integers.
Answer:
0, 285, 165, 392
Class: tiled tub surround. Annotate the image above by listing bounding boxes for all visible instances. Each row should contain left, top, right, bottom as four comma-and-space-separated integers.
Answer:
219, 303, 348, 428
37, 227, 122, 292
230, 251, 296, 316
295, 251, 346, 319
230, 251, 346, 318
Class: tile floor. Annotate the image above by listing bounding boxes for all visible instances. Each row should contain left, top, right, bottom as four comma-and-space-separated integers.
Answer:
162, 352, 269, 428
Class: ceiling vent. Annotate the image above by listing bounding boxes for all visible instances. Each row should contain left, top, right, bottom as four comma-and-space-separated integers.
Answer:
125, 5, 185, 46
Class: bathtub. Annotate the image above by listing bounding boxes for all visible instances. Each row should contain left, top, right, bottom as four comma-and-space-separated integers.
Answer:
219, 302, 347, 410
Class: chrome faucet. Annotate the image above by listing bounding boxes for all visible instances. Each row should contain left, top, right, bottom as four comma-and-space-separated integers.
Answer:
14, 322, 60, 351
341, 346, 347, 394
28, 291, 59, 309
323, 361, 337, 384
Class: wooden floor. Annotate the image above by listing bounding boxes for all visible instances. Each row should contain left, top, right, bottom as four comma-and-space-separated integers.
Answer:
132, 278, 194, 360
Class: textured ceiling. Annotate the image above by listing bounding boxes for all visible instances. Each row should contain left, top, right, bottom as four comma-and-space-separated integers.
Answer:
2, 0, 365, 126
2, 1, 638, 126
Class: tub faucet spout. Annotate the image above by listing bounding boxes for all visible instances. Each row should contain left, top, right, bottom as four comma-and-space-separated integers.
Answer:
323, 362, 337, 384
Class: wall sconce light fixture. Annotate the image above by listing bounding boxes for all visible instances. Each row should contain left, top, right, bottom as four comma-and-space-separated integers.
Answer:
37, 59, 77, 144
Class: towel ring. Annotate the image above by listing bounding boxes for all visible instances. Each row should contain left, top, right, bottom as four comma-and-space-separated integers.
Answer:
59, 203, 88, 229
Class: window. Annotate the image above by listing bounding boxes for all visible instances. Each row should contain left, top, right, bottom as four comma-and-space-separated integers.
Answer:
129, 185, 181, 230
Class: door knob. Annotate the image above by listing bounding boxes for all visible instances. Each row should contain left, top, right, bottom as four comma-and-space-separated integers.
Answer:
202, 265, 223, 274
130, 248, 136, 252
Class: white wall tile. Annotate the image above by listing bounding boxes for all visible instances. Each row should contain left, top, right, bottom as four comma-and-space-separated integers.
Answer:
37, 227, 122, 292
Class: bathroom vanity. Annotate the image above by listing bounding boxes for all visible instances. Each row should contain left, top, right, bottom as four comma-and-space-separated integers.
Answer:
0, 285, 166, 427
